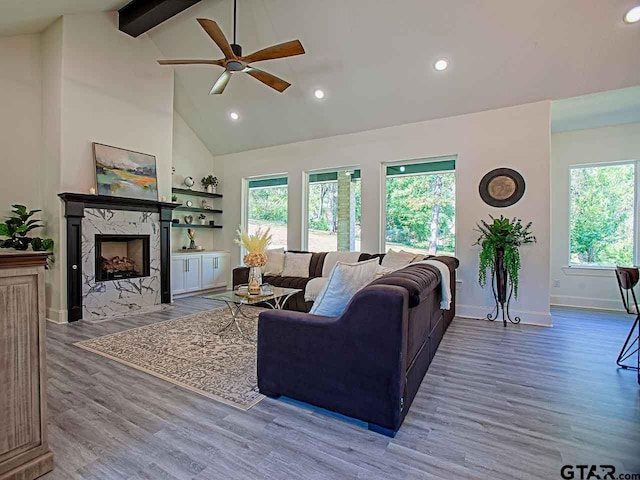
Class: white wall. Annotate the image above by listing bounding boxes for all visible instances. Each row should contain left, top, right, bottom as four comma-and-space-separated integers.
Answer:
41, 18, 64, 322
218, 101, 552, 326
0, 34, 42, 210
171, 111, 223, 251
550, 123, 640, 311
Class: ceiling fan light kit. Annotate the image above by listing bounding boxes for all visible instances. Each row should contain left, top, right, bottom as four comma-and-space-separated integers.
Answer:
157, 0, 305, 95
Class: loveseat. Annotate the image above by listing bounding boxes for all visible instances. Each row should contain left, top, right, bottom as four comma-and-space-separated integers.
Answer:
247, 254, 458, 436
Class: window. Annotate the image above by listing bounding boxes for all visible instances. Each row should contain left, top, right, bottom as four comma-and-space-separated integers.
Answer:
246, 176, 288, 249
384, 158, 456, 255
569, 162, 636, 267
305, 169, 361, 251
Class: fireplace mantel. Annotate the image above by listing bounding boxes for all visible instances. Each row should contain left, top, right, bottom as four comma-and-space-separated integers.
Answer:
59, 192, 179, 322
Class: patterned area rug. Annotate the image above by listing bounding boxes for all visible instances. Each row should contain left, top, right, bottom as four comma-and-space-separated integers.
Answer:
75, 306, 266, 410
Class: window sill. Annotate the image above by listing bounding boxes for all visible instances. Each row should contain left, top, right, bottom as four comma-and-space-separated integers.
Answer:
561, 266, 616, 278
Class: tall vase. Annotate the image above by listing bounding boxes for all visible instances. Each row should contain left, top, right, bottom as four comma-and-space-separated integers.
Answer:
206, 185, 213, 193
487, 246, 521, 327
248, 266, 263, 295
495, 247, 507, 304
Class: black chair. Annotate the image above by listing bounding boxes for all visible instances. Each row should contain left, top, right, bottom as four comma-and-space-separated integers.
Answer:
615, 266, 639, 384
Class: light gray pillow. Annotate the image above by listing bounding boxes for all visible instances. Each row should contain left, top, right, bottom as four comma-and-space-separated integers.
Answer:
281, 252, 312, 278
309, 258, 379, 317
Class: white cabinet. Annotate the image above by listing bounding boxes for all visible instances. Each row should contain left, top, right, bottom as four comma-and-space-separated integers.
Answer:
171, 251, 230, 297
185, 257, 201, 292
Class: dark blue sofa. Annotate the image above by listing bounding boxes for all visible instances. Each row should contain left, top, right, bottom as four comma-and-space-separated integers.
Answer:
256, 257, 458, 436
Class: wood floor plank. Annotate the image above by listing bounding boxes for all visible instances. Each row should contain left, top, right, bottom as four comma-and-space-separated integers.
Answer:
40, 301, 640, 479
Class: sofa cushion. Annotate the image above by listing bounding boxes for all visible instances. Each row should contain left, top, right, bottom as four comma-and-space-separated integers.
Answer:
322, 252, 361, 277
310, 258, 379, 317
369, 263, 441, 308
305, 276, 328, 302
282, 252, 313, 278
381, 249, 421, 270
263, 248, 285, 276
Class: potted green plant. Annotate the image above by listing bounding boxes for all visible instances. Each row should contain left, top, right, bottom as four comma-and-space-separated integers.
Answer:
475, 215, 535, 326
0, 205, 54, 252
198, 213, 207, 225
201, 175, 218, 194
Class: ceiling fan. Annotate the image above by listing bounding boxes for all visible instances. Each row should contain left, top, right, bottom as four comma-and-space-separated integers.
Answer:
157, 0, 305, 95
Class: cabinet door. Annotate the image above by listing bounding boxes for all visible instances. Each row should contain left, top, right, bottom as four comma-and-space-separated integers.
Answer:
171, 258, 186, 295
213, 253, 230, 288
201, 255, 217, 290
185, 257, 201, 292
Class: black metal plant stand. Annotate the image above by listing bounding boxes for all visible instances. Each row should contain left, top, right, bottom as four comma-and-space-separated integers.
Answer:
486, 248, 521, 327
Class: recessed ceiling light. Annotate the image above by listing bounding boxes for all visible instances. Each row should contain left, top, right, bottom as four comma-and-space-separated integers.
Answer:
624, 5, 640, 23
434, 58, 449, 71
314, 89, 325, 99
229, 112, 239, 121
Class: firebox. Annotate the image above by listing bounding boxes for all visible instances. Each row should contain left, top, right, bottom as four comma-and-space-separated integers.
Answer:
95, 234, 150, 282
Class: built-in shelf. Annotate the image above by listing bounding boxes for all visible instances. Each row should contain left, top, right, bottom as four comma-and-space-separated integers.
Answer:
174, 206, 223, 214
172, 223, 222, 229
172, 188, 222, 199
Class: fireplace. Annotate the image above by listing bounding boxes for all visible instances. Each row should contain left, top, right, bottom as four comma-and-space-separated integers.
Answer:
95, 234, 150, 282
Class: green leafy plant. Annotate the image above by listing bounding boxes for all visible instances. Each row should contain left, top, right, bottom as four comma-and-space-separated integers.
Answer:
201, 175, 218, 188
0, 204, 54, 252
474, 215, 536, 298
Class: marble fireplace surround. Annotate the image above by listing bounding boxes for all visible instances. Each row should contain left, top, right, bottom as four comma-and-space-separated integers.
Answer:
59, 193, 178, 322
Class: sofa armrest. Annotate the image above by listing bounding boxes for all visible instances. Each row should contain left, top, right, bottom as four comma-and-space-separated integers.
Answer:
257, 284, 409, 430
233, 266, 249, 287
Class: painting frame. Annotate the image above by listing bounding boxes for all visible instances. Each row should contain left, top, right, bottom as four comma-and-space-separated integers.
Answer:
93, 142, 158, 201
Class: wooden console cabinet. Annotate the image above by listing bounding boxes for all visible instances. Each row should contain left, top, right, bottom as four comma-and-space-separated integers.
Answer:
0, 251, 53, 480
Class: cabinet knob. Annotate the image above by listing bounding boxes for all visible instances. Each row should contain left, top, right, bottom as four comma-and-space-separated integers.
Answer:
72, 264, 78, 270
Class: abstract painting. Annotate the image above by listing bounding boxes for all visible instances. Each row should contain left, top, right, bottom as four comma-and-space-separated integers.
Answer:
93, 143, 158, 200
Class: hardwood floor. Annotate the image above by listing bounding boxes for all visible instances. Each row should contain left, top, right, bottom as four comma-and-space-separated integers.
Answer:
41, 300, 640, 479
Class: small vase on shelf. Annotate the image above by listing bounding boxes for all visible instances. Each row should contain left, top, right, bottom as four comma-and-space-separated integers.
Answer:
206, 185, 213, 194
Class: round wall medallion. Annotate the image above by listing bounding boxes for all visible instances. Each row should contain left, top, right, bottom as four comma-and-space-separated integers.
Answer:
479, 168, 525, 207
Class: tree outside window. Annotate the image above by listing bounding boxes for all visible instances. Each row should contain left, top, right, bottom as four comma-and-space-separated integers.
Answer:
569, 163, 635, 267
247, 177, 288, 249
385, 159, 456, 255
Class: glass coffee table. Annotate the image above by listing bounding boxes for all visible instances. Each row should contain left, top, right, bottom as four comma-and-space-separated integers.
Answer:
204, 286, 302, 342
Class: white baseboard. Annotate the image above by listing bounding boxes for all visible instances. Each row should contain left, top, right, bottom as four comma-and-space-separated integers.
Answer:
46, 307, 67, 324
457, 304, 552, 327
550, 295, 624, 312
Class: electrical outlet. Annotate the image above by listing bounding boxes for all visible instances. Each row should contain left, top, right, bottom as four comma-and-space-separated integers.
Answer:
553, 279, 560, 288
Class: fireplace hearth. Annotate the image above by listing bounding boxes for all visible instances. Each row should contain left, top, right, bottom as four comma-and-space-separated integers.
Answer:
95, 234, 150, 282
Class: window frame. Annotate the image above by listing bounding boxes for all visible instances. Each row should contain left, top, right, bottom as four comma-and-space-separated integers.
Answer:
567, 160, 639, 269
381, 156, 458, 257
301, 166, 361, 252
242, 173, 289, 253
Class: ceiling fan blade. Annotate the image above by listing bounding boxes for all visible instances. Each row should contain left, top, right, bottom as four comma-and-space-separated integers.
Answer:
241, 40, 305, 64
197, 18, 236, 59
245, 67, 291, 93
158, 59, 225, 66
210, 70, 232, 95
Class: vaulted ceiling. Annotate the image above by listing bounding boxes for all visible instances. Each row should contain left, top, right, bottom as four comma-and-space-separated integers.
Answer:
2, 0, 640, 155
149, 0, 640, 155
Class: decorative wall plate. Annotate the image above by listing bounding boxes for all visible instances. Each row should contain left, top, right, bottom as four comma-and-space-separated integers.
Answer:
479, 168, 525, 208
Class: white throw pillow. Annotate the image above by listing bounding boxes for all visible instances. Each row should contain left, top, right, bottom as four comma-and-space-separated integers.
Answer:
262, 248, 285, 276
310, 258, 379, 317
304, 276, 328, 302
381, 249, 418, 270
281, 252, 312, 278
321, 251, 361, 277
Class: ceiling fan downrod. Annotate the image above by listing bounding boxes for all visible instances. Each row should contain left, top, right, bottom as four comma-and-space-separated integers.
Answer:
230, 0, 242, 57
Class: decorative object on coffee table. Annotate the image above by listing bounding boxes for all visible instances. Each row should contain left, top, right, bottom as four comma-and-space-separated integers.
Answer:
187, 228, 197, 250
235, 226, 271, 295
475, 215, 536, 326
93, 143, 158, 200
479, 168, 525, 207
201, 175, 218, 194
